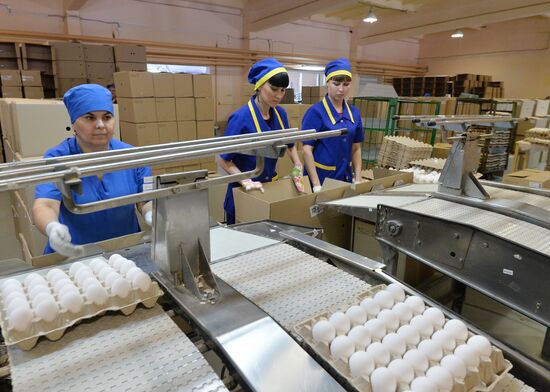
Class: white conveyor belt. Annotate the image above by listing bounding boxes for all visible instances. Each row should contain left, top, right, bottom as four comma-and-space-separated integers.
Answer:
8, 306, 227, 392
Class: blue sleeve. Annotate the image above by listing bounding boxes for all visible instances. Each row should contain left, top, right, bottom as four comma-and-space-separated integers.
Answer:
353, 109, 364, 143
220, 111, 245, 161
302, 107, 323, 146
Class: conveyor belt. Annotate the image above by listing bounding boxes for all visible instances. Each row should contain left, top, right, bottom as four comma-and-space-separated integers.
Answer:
8, 306, 227, 392
211, 243, 371, 328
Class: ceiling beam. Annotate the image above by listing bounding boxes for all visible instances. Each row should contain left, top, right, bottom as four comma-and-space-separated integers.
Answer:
63, 0, 89, 11
356, 0, 550, 45
244, 0, 357, 32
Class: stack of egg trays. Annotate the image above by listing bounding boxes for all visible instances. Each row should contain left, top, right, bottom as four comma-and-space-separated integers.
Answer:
0, 257, 163, 350
294, 285, 512, 392
409, 158, 446, 171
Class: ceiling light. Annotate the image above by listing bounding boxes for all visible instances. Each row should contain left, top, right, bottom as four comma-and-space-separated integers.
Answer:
363, 8, 377, 23
297, 64, 325, 72
451, 29, 464, 38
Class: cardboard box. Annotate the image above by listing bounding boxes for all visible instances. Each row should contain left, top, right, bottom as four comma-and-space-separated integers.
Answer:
309, 86, 324, 98
196, 120, 214, 139
115, 62, 147, 72
50, 42, 84, 61
174, 73, 193, 97
177, 121, 197, 140
114, 71, 154, 98
302, 86, 311, 98
20, 70, 42, 86
432, 142, 452, 159
534, 99, 549, 117
0, 70, 22, 86
24, 86, 44, 99
192, 74, 212, 97
22, 44, 51, 60
194, 97, 214, 121
514, 99, 535, 118
157, 121, 178, 143
152, 73, 174, 97
0, 43, 18, 58
118, 97, 157, 123
120, 121, 159, 146
1, 86, 23, 98
114, 45, 147, 63
155, 98, 176, 121
201, 161, 217, 172
55, 77, 87, 96
0, 192, 23, 260
85, 62, 115, 79
83, 44, 114, 62
175, 97, 195, 121
87, 78, 114, 87
54, 60, 86, 78
352, 218, 384, 262
11, 190, 48, 258
503, 169, 550, 189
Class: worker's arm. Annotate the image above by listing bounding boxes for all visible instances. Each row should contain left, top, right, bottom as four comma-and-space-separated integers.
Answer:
217, 156, 264, 192
33, 198, 61, 236
287, 145, 303, 167
302, 144, 321, 192
137, 201, 153, 226
352, 142, 363, 183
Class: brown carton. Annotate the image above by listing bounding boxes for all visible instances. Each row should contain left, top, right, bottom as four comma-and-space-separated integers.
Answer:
175, 97, 195, 121
155, 98, 176, 121
196, 120, 214, 139
174, 73, 193, 97
192, 74, 212, 97
503, 169, 550, 189
85, 62, 115, 79
20, 70, 42, 87
87, 78, 114, 87
118, 98, 157, 123
54, 61, 87, 78
115, 62, 147, 72
113, 45, 147, 63
120, 121, 159, 146
0, 70, 22, 86
152, 73, 175, 97
194, 97, 214, 121
55, 78, 87, 96
157, 121, 178, 144
1, 86, 23, 98
177, 121, 197, 141
302, 86, 311, 98
83, 44, 114, 62
309, 86, 324, 98
114, 71, 154, 98
50, 42, 84, 61
23, 87, 44, 99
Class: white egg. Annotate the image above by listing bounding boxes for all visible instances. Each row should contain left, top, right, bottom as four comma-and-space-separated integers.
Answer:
426, 366, 454, 392
431, 329, 456, 351
410, 376, 438, 392
68, 262, 85, 277
53, 278, 73, 293
58, 283, 80, 298
24, 273, 46, 288
403, 349, 429, 374
454, 344, 480, 368
364, 318, 386, 341
404, 296, 425, 315
75, 268, 93, 285
98, 266, 115, 281
30, 292, 54, 308
467, 335, 492, 359
60, 291, 84, 313
392, 302, 412, 324
81, 276, 101, 291
423, 307, 446, 329
382, 333, 406, 357
444, 319, 469, 342
348, 351, 374, 378
388, 358, 414, 384
8, 307, 33, 331
418, 339, 443, 362
4, 290, 27, 307
46, 268, 65, 281
360, 298, 380, 318
3, 278, 23, 292
125, 266, 142, 281
346, 305, 367, 326
108, 253, 125, 266
370, 367, 396, 392
111, 277, 131, 298
440, 354, 467, 379
2, 281, 24, 299
329, 312, 351, 335
366, 342, 391, 366
329, 335, 355, 360
377, 309, 399, 331
410, 315, 434, 338
132, 272, 152, 292
119, 259, 136, 275
374, 290, 394, 309
312, 319, 336, 344
347, 325, 371, 349
89, 258, 107, 272
85, 284, 108, 306
29, 284, 50, 299
49, 271, 70, 287
35, 298, 59, 322
104, 271, 122, 288
385, 283, 406, 302
397, 325, 421, 347
7, 297, 30, 315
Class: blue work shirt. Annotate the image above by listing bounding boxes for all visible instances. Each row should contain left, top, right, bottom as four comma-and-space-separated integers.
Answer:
35, 137, 151, 254
220, 97, 290, 224
302, 95, 364, 184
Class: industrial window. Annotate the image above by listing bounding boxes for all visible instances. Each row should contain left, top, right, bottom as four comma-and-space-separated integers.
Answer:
147, 64, 210, 74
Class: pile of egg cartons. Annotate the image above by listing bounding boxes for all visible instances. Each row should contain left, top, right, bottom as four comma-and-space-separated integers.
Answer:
377, 137, 433, 170
0, 254, 162, 350
296, 284, 511, 392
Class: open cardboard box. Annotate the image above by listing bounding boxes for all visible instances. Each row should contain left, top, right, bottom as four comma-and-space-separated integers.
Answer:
503, 169, 550, 189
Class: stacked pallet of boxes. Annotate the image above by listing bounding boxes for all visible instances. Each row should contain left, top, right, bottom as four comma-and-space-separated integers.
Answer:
514, 99, 550, 141
0, 42, 22, 72
51, 42, 87, 97
84, 44, 116, 87
0, 69, 23, 98
21, 43, 55, 98
193, 74, 216, 172
114, 45, 147, 72
21, 70, 44, 99
301, 86, 324, 104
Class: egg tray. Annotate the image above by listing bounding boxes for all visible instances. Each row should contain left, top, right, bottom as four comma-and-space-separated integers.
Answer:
0, 257, 163, 351
295, 285, 512, 392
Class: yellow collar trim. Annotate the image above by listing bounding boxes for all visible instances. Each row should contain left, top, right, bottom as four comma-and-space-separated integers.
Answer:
325, 70, 352, 82
344, 100, 355, 124
254, 67, 287, 90
248, 99, 285, 133
322, 96, 355, 125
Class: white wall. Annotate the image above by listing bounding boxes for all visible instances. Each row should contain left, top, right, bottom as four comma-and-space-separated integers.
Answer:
356, 39, 420, 66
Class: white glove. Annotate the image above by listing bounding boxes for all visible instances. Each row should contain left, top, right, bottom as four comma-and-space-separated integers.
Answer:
240, 179, 265, 193
143, 210, 153, 226
312, 185, 322, 193
45, 221, 84, 257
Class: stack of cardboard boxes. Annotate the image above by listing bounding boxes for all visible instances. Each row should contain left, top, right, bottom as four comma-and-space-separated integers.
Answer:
51, 42, 87, 97
0, 70, 22, 98
514, 99, 550, 141
114, 45, 147, 72
84, 44, 115, 87
0, 42, 22, 73
21, 70, 44, 99
301, 86, 324, 104
21, 43, 55, 98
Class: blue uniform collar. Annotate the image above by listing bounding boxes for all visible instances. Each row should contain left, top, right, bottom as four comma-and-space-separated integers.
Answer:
248, 96, 284, 132
69, 137, 115, 154
322, 94, 355, 125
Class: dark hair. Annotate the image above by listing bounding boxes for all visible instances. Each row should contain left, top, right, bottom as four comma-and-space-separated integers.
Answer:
106, 83, 115, 89
330, 75, 352, 83
268, 72, 289, 88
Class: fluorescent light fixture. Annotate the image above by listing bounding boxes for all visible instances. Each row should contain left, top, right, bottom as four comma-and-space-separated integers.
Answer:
297, 64, 325, 72
451, 29, 464, 38
363, 8, 377, 23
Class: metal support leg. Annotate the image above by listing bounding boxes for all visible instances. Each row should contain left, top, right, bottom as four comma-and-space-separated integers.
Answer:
542, 328, 550, 360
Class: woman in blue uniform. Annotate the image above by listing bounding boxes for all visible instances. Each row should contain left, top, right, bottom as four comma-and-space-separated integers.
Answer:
219, 58, 303, 225
302, 58, 364, 192
32, 84, 152, 256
